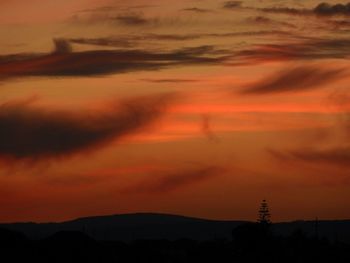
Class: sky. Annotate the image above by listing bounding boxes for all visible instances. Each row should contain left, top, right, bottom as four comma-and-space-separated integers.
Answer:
0, 0, 350, 223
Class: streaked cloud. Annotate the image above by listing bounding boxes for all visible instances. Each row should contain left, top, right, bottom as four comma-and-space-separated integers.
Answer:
69, 37, 133, 48
0, 94, 174, 162
114, 14, 152, 26
259, 6, 310, 16
238, 38, 350, 63
314, 3, 350, 16
270, 147, 350, 167
241, 65, 347, 94
257, 2, 350, 17
140, 78, 198, 83
223, 1, 242, 9
181, 7, 212, 13
0, 40, 227, 81
124, 166, 224, 194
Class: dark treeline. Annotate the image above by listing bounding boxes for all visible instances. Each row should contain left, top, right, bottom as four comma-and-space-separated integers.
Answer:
1, 222, 350, 263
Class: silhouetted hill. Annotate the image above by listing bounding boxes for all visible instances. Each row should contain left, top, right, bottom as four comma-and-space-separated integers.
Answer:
1, 213, 350, 243
0, 213, 245, 241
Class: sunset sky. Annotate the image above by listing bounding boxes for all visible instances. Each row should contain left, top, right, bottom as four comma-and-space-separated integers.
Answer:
1, 0, 350, 223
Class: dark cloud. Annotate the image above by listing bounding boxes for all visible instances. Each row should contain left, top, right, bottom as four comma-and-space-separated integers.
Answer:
314, 2, 350, 16
238, 38, 350, 62
268, 90, 350, 169
124, 166, 224, 194
0, 94, 174, 162
258, 2, 350, 17
142, 34, 200, 41
77, 5, 157, 14
53, 39, 72, 54
182, 7, 212, 13
241, 65, 346, 94
68, 37, 133, 48
68, 35, 199, 49
69, 31, 290, 49
140, 78, 198, 83
246, 16, 296, 28
223, 1, 242, 9
252, 16, 272, 23
269, 147, 350, 167
0, 41, 227, 81
259, 6, 310, 16
77, 5, 121, 13
114, 14, 150, 26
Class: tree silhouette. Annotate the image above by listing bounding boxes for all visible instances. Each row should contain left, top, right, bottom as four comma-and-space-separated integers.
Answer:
258, 200, 271, 225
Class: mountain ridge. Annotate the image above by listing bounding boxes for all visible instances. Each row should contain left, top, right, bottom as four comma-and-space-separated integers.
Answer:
1, 213, 350, 243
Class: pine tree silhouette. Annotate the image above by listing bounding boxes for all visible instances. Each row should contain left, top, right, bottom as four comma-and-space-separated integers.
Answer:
258, 200, 271, 225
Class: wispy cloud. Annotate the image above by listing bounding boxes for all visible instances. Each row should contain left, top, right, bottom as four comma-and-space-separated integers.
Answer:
68, 37, 133, 48
181, 7, 213, 13
241, 65, 347, 94
245, 16, 296, 28
68, 31, 291, 49
269, 91, 350, 168
123, 166, 224, 194
223, 1, 242, 9
140, 78, 198, 83
238, 38, 350, 63
114, 14, 151, 26
0, 94, 174, 162
0, 40, 227, 82
257, 2, 350, 17
270, 147, 350, 167
259, 6, 310, 16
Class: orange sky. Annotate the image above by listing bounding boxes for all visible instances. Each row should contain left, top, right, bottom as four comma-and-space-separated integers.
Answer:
0, 0, 350, 223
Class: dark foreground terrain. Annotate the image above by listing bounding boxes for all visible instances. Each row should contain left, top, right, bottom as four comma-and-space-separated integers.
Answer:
1, 214, 350, 263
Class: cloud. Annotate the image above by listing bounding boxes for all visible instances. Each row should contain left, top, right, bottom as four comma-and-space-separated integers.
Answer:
114, 14, 150, 26
251, 16, 272, 24
69, 31, 290, 49
140, 78, 198, 83
241, 65, 346, 94
259, 6, 310, 16
327, 91, 350, 136
68, 37, 133, 48
238, 38, 350, 63
53, 39, 72, 54
268, 93, 350, 169
314, 2, 350, 16
330, 19, 350, 28
246, 16, 296, 28
141, 34, 200, 41
0, 94, 174, 162
0, 41, 227, 81
68, 35, 200, 49
124, 166, 224, 194
269, 147, 350, 167
223, 1, 242, 9
181, 7, 212, 13
257, 2, 350, 17
77, 4, 157, 14
77, 5, 121, 13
